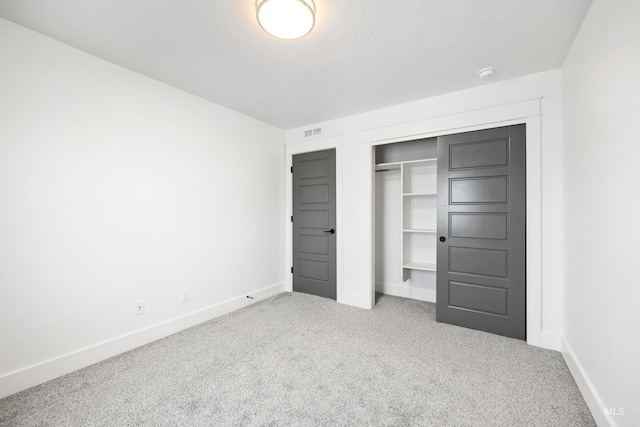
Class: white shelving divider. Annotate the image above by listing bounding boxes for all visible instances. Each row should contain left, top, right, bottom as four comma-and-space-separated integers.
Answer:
401, 158, 438, 278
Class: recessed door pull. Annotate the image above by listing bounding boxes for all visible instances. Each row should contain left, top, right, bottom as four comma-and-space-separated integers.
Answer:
439, 236, 446, 242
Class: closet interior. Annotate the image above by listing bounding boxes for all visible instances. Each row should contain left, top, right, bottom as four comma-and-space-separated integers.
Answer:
374, 138, 438, 303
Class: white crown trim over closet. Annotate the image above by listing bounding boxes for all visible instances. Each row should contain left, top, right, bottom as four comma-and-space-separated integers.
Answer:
364, 97, 543, 348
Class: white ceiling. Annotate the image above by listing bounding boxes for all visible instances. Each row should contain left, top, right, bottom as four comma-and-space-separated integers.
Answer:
0, 0, 592, 129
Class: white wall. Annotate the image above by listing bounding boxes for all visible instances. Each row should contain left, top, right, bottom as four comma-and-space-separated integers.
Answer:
285, 70, 565, 349
0, 19, 284, 398
562, 0, 640, 425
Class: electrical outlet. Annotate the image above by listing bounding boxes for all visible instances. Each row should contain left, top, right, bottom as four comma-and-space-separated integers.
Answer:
134, 300, 145, 316
180, 290, 189, 303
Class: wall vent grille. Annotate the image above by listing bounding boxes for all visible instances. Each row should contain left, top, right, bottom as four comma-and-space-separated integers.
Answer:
304, 128, 322, 137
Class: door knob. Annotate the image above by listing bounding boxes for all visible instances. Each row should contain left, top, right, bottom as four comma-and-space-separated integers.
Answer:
439, 236, 446, 242
324, 229, 335, 234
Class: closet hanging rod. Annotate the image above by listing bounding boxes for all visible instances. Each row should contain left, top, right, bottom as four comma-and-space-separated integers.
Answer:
375, 169, 391, 173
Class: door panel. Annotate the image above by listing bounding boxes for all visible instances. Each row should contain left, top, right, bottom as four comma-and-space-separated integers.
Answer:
293, 149, 337, 300
299, 235, 329, 255
449, 139, 508, 169
299, 184, 329, 203
448, 247, 508, 277
449, 213, 508, 240
299, 158, 328, 178
450, 177, 508, 204
299, 259, 329, 281
437, 125, 526, 339
299, 211, 329, 228
448, 281, 508, 315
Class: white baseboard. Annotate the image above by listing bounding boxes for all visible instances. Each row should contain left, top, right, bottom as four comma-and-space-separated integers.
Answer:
0, 282, 284, 400
562, 338, 614, 427
338, 291, 372, 309
539, 331, 562, 351
376, 283, 436, 303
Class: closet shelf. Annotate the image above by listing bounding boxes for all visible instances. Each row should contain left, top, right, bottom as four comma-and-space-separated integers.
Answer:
403, 262, 437, 272
376, 158, 437, 169
375, 163, 401, 171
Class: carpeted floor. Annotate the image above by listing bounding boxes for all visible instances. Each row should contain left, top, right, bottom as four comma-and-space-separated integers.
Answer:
0, 292, 595, 426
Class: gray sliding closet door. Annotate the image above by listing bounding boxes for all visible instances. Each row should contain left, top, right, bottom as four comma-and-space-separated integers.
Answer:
436, 125, 526, 340
292, 149, 337, 300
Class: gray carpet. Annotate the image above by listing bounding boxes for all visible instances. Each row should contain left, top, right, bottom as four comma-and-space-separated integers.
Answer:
0, 292, 594, 426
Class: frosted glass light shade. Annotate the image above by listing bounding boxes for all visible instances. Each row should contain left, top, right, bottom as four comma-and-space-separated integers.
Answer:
256, 0, 316, 40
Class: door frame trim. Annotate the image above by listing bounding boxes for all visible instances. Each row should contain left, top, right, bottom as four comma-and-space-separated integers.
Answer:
285, 136, 344, 303
367, 97, 543, 347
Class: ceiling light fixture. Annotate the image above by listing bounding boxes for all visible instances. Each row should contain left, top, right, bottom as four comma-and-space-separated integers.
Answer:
256, 0, 316, 40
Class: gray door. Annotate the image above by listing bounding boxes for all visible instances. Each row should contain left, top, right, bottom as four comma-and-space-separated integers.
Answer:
293, 149, 337, 300
436, 125, 526, 339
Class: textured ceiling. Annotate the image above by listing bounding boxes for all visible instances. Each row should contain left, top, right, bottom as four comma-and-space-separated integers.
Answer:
0, 0, 592, 129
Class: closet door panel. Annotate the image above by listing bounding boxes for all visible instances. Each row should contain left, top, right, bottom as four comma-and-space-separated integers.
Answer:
437, 125, 526, 340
